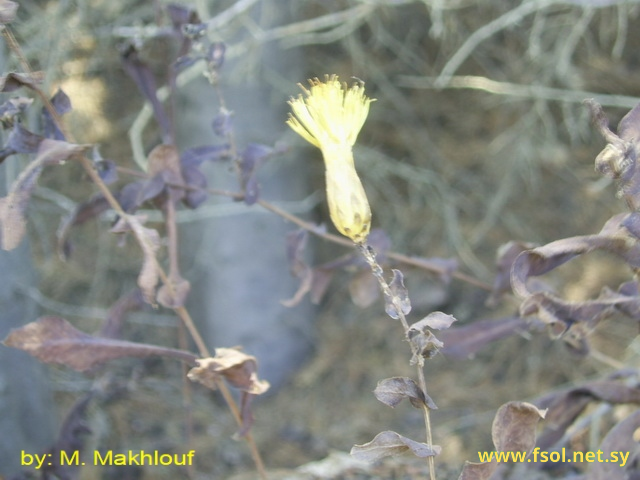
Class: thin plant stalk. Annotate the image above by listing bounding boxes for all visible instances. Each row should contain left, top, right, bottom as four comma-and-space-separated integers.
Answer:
358, 243, 437, 480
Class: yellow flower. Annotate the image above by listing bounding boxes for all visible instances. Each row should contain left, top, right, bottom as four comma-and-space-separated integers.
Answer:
287, 75, 374, 244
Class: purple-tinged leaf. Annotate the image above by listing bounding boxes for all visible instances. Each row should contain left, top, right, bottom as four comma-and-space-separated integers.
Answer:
181, 162, 208, 208
117, 176, 166, 213
0, 96, 32, 124
121, 44, 172, 144
181, 144, 230, 166
1, 121, 45, 162
350, 431, 441, 462
239, 143, 274, 205
374, 377, 436, 410
0, 0, 18, 24
282, 229, 314, 307
42, 393, 93, 480
2, 316, 198, 371
438, 316, 530, 359
512, 213, 640, 299
99, 289, 145, 340
166, 3, 200, 31
384, 269, 411, 319
42, 88, 72, 140
57, 194, 111, 260
90, 147, 118, 185
212, 109, 233, 137
536, 378, 640, 450
590, 410, 640, 480
1, 139, 87, 250
488, 241, 536, 307
207, 42, 226, 71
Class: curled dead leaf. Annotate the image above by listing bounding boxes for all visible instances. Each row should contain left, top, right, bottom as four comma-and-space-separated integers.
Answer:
350, 430, 441, 463
187, 347, 270, 395
0, 139, 88, 250
374, 377, 437, 410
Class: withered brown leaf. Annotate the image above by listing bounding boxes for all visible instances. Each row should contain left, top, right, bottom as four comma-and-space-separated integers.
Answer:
407, 311, 457, 365
459, 401, 546, 480
110, 214, 161, 305
589, 410, 640, 480
350, 430, 441, 462
384, 269, 411, 319
187, 347, 270, 395
2, 316, 198, 372
0, 139, 87, 250
492, 401, 546, 454
374, 377, 437, 410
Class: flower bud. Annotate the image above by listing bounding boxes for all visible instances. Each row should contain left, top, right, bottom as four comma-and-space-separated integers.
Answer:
287, 75, 374, 244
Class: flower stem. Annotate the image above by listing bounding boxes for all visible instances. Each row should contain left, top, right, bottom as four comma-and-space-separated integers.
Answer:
357, 243, 437, 480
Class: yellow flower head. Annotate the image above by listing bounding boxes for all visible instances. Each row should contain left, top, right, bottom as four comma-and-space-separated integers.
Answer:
287, 75, 374, 244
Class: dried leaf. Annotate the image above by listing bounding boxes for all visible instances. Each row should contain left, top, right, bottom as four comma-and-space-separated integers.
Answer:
121, 45, 171, 143
147, 144, 184, 202
110, 215, 161, 304
384, 269, 411, 319
181, 144, 230, 166
0, 72, 44, 92
589, 410, 640, 480
488, 241, 536, 307
407, 312, 457, 365
0, 121, 45, 162
536, 379, 640, 449
187, 347, 270, 395
512, 213, 640, 337
374, 377, 437, 410
239, 143, 274, 205
42, 88, 72, 140
458, 460, 498, 480
492, 401, 546, 454
350, 431, 441, 462
2, 316, 198, 371
180, 161, 208, 208
282, 229, 314, 307
412, 311, 457, 331
0, 139, 87, 250
156, 273, 191, 308
0, 96, 32, 125
438, 316, 530, 359
42, 393, 93, 480
57, 194, 111, 259
99, 289, 145, 339
586, 99, 640, 210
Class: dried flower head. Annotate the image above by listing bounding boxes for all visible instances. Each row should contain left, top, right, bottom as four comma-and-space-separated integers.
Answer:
287, 75, 374, 244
